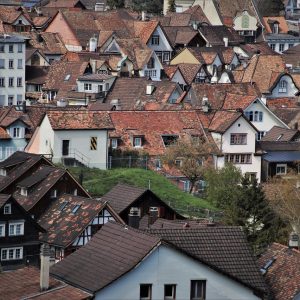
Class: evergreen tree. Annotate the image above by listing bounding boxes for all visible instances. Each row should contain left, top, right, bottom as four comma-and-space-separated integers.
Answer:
257, 0, 285, 16
168, 0, 176, 12
131, 0, 163, 14
107, 0, 125, 9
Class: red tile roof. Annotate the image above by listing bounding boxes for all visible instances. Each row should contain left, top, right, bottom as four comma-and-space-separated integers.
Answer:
46, 110, 114, 130
109, 110, 206, 155
209, 111, 243, 133
258, 243, 300, 300
0, 266, 90, 300
263, 17, 289, 34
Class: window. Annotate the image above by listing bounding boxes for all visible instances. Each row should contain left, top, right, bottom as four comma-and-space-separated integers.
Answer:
90, 137, 97, 150
230, 134, 247, 145
253, 111, 263, 122
147, 57, 155, 69
9, 44, 13, 53
183, 180, 190, 192
151, 35, 159, 45
72, 204, 81, 214
98, 85, 103, 92
17, 95, 22, 105
279, 80, 287, 93
17, 59, 22, 69
144, 70, 157, 78
18, 44, 22, 53
0, 223, 5, 237
279, 44, 285, 52
84, 83, 92, 91
163, 52, 170, 62
140, 284, 152, 300
273, 23, 279, 34
245, 172, 257, 182
242, 15, 249, 28
20, 187, 27, 196
257, 131, 265, 140
0, 59, 4, 69
270, 44, 275, 51
0, 95, 5, 106
225, 153, 252, 164
175, 159, 182, 167
4, 204, 11, 214
289, 43, 294, 48
13, 127, 21, 138
190, 280, 206, 300
0, 45, 4, 52
111, 138, 118, 149
1, 247, 23, 261
17, 77, 22, 87
245, 111, 253, 121
105, 83, 109, 91
0, 78, 4, 87
8, 77, 14, 87
164, 284, 176, 300
9, 59, 13, 69
9, 222, 24, 236
276, 164, 287, 175
64, 74, 71, 81
133, 137, 142, 148
162, 135, 178, 147
8, 96, 14, 106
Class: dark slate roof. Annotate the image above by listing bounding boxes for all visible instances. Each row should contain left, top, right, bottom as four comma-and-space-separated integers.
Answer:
148, 227, 267, 295
0, 193, 10, 208
38, 194, 120, 247
51, 222, 160, 293
263, 151, 300, 162
100, 183, 146, 214
261, 126, 299, 142
0, 152, 52, 192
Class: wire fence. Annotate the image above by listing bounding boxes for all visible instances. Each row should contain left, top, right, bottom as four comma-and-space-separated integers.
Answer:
108, 155, 150, 169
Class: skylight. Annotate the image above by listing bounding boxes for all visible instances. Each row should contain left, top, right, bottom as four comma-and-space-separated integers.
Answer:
64, 74, 71, 81
72, 204, 81, 214
59, 201, 68, 211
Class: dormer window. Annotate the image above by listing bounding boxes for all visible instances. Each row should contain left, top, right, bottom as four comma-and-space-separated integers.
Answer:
0, 168, 6, 176
133, 137, 142, 148
279, 80, 287, 93
12, 127, 22, 138
4, 204, 11, 214
162, 135, 178, 147
273, 23, 279, 34
20, 187, 27, 196
147, 57, 155, 69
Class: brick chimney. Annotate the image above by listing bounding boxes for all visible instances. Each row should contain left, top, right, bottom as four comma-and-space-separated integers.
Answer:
40, 244, 50, 291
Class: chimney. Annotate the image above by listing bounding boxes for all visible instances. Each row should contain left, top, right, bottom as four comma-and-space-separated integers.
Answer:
22, 100, 26, 112
128, 207, 140, 229
146, 84, 155, 95
223, 37, 229, 47
202, 95, 210, 113
289, 231, 299, 249
40, 244, 50, 291
110, 99, 121, 110
141, 11, 146, 21
89, 35, 97, 52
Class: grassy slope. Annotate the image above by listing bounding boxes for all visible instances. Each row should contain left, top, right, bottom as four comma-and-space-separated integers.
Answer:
68, 167, 216, 217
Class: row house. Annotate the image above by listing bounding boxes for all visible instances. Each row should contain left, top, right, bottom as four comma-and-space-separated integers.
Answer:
0, 34, 26, 106
0, 194, 45, 270
50, 221, 267, 299
26, 110, 114, 169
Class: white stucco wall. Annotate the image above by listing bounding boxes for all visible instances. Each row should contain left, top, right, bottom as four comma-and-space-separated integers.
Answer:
95, 245, 261, 300
233, 11, 258, 32
171, 69, 186, 86
244, 99, 288, 133
140, 53, 162, 81
212, 117, 261, 182
147, 26, 173, 53
77, 77, 116, 93
268, 75, 299, 98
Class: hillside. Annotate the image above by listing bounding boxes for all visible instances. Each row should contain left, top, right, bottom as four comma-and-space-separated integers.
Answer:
69, 167, 216, 217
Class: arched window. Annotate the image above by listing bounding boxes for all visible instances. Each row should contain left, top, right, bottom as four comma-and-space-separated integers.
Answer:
242, 15, 249, 28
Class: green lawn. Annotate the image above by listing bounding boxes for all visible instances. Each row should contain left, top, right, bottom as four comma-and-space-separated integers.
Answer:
68, 167, 216, 217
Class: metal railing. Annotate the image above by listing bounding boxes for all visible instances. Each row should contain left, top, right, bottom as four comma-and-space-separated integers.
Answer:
66, 148, 91, 167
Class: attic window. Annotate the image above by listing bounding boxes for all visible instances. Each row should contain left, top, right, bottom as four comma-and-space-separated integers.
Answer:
162, 135, 178, 147
64, 74, 71, 81
273, 23, 279, 34
133, 137, 142, 148
0, 168, 6, 176
72, 204, 81, 214
4, 204, 11, 215
59, 201, 68, 211
20, 187, 27, 196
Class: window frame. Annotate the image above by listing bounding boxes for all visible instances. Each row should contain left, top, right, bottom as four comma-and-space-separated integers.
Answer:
4, 203, 11, 214
278, 80, 287, 93
8, 59, 13, 69
190, 280, 206, 300
164, 284, 176, 300
8, 77, 14, 87
0, 223, 5, 237
84, 83, 92, 91
225, 153, 252, 164
230, 133, 247, 145
151, 35, 160, 45
276, 163, 287, 175
8, 44, 13, 53
0, 59, 5, 69
13, 127, 21, 138
8, 221, 24, 236
111, 138, 118, 149
1, 247, 23, 261
140, 284, 152, 300
133, 137, 142, 148
0, 77, 4, 87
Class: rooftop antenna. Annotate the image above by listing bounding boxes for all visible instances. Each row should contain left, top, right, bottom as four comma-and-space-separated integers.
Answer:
148, 179, 151, 190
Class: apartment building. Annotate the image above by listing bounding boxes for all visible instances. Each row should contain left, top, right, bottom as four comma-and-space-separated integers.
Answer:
0, 34, 26, 106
